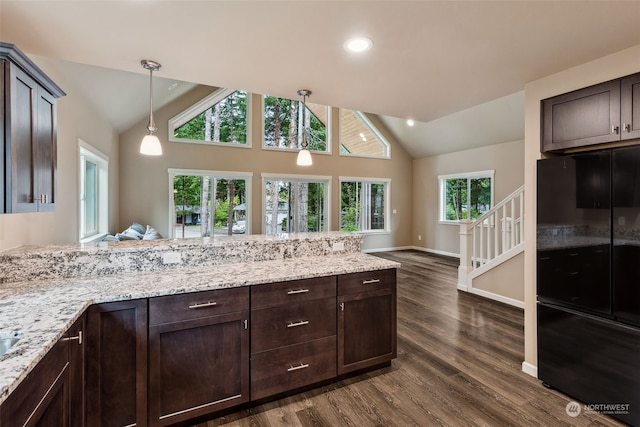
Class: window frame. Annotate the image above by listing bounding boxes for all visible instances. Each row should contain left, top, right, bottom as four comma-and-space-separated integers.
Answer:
261, 173, 332, 234
438, 170, 495, 225
339, 176, 391, 234
168, 168, 253, 239
338, 110, 391, 159
261, 95, 332, 155
79, 140, 109, 243
168, 88, 252, 148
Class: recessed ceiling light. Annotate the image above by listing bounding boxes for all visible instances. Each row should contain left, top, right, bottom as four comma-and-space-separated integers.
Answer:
407, 119, 415, 127
344, 37, 373, 53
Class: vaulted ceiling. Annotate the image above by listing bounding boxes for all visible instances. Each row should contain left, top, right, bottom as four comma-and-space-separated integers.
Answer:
2, 1, 640, 157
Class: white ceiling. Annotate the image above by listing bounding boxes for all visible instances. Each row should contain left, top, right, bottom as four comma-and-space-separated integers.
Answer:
2, 1, 640, 158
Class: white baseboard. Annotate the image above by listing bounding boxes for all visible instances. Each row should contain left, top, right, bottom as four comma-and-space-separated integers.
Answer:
409, 246, 460, 259
362, 246, 414, 253
462, 286, 525, 309
521, 361, 538, 378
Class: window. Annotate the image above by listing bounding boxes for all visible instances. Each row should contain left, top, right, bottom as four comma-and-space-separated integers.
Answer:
263, 95, 329, 152
262, 174, 331, 234
169, 89, 249, 146
79, 142, 109, 242
340, 178, 390, 232
169, 169, 252, 239
339, 109, 390, 158
439, 171, 494, 223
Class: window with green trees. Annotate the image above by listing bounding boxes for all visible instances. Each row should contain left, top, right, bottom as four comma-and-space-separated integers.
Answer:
169, 89, 248, 145
263, 95, 328, 152
439, 171, 494, 222
263, 175, 330, 234
170, 170, 251, 238
340, 179, 389, 232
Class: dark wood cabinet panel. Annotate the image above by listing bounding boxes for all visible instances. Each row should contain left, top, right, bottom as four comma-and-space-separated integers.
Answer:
337, 270, 397, 375
542, 79, 621, 152
251, 297, 336, 353
149, 287, 249, 325
251, 276, 336, 309
85, 300, 147, 427
0, 338, 69, 427
621, 73, 640, 141
148, 303, 249, 426
1, 43, 64, 213
251, 336, 336, 400
66, 315, 85, 427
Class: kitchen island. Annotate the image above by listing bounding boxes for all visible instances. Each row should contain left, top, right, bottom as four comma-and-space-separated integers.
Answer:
0, 232, 399, 426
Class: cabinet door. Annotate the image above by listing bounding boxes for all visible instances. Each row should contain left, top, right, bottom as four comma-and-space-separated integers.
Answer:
337, 286, 397, 375
86, 300, 148, 427
65, 315, 85, 427
7, 62, 37, 213
621, 72, 640, 141
0, 338, 69, 427
148, 311, 250, 426
541, 79, 621, 152
34, 86, 56, 211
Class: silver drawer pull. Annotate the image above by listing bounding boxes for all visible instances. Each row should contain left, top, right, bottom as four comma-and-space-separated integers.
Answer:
287, 320, 309, 328
188, 301, 217, 309
287, 363, 309, 372
362, 279, 381, 285
61, 331, 83, 345
287, 289, 310, 295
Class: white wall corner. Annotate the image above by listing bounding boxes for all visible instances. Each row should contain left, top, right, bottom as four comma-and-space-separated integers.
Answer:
521, 361, 538, 378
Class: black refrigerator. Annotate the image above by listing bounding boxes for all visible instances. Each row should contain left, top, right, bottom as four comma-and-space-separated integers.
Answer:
537, 147, 640, 426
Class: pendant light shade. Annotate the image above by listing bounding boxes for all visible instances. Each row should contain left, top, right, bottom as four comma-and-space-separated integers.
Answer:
296, 89, 312, 166
140, 59, 162, 156
296, 147, 312, 166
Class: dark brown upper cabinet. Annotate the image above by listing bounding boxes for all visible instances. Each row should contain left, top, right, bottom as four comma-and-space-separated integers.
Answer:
541, 72, 640, 153
1, 42, 65, 213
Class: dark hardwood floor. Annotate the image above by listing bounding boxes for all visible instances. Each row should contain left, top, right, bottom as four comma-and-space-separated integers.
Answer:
193, 250, 625, 427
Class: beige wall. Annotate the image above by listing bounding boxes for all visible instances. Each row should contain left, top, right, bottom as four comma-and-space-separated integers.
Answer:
473, 252, 524, 303
523, 44, 640, 373
118, 89, 413, 251
412, 139, 524, 255
0, 56, 119, 252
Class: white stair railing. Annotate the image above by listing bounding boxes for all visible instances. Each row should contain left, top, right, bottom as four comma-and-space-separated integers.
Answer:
458, 185, 524, 304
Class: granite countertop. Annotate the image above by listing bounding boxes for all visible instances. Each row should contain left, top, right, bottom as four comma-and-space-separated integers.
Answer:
0, 252, 399, 404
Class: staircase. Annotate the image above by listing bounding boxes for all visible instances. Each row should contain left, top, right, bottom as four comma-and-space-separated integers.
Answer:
457, 185, 524, 308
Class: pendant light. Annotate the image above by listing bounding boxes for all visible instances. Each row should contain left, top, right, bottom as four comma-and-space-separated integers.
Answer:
296, 89, 313, 166
140, 59, 163, 156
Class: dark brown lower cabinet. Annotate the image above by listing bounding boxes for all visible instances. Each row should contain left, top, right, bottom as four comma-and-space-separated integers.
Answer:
337, 269, 397, 375
148, 311, 250, 426
85, 299, 148, 427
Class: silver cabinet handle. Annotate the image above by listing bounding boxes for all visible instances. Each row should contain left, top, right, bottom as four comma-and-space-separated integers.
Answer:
362, 279, 381, 285
287, 320, 309, 328
612, 125, 620, 134
39, 194, 49, 204
188, 301, 217, 309
340, 302, 344, 312
287, 363, 309, 372
623, 123, 631, 132
61, 331, 83, 345
287, 289, 309, 295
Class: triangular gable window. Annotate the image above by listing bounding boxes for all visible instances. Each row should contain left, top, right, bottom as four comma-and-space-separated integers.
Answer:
169, 89, 249, 146
339, 109, 390, 158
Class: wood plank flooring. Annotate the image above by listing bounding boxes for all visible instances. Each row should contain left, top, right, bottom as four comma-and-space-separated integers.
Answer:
192, 250, 626, 427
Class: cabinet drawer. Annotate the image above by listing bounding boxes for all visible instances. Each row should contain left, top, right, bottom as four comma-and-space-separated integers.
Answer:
251, 297, 336, 353
251, 276, 336, 309
149, 287, 249, 326
251, 336, 336, 401
338, 269, 396, 296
